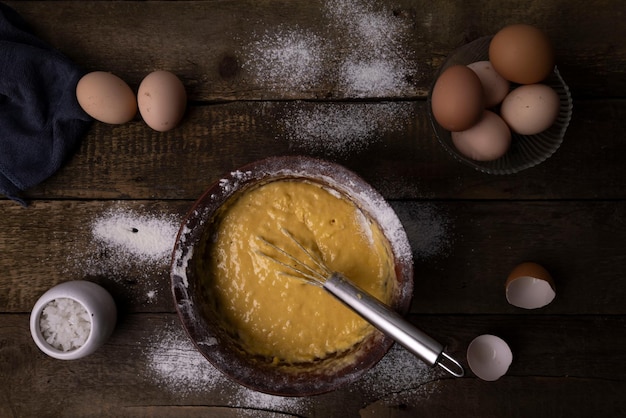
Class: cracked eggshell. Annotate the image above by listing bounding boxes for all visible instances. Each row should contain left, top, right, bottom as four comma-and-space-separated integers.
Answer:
506, 262, 556, 309
467, 334, 513, 381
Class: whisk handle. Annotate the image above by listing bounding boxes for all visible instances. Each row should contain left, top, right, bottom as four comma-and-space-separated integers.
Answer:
324, 273, 461, 375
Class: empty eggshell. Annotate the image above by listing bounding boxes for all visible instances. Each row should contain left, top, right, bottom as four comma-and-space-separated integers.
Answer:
467, 61, 510, 108
467, 334, 513, 381
506, 262, 556, 309
76, 71, 137, 124
138, 71, 187, 132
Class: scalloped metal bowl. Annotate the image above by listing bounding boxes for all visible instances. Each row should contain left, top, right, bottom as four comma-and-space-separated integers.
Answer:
170, 156, 414, 396
427, 35, 573, 175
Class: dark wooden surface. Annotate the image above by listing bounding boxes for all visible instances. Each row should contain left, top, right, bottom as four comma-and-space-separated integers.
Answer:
1, 1, 625, 417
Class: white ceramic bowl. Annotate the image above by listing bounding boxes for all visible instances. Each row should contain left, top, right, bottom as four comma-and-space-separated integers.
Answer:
30, 281, 117, 360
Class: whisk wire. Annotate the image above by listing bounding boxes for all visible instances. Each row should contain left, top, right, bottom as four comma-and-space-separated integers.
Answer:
255, 227, 465, 379
256, 234, 327, 286
278, 228, 332, 278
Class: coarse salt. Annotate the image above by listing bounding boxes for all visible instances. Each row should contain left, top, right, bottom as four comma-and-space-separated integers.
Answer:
39, 298, 91, 351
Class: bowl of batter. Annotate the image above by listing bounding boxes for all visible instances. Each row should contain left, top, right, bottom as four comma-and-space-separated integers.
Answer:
171, 156, 413, 396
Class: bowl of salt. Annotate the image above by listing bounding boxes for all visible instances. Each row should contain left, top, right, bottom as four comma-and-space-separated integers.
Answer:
30, 280, 117, 360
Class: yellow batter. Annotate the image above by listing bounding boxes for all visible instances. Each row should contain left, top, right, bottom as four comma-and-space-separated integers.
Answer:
205, 179, 396, 364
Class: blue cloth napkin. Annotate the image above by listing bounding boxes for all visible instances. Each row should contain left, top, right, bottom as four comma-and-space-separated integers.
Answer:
0, 3, 92, 205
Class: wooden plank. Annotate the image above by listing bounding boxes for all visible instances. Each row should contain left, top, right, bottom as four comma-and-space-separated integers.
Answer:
5, 0, 625, 100
1, 313, 624, 417
2, 199, 624, 314
0, 200, 191, 314
14, 100, 626, 201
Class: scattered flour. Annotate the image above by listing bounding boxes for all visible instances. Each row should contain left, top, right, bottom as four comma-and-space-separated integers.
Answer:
393, 202, 453, 260
142, 326, 440, 413
327, 0, 415, 97
91, 208, 179, 264
243, 0, 417, 156
64, 205, 181, 299
243, 0, 416, 98
144, 322, 226, 396
282, 102, 413, 156
242, 25, 325, 91
354, 344, 441, 399
143, 322, 310, 415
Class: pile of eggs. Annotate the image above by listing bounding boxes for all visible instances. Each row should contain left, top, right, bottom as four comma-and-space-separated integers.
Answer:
431, 24, 560, 161
76, 70, 187, 132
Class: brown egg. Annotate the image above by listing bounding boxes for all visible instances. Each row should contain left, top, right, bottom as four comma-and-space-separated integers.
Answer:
138, 71, 187, 132
431, 65, 484, 132
489, 24, 554, 84
76, 72, 137, 124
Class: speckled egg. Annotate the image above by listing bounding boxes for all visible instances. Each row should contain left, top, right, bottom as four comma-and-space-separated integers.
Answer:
137, 71, 187, 132
76, 71, 137, 124
500, 84, 560, 135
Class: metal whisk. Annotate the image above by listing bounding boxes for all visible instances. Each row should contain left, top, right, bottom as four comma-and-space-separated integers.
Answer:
258, 228, 464, 378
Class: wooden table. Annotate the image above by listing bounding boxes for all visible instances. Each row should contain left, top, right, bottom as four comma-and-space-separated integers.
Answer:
1, 1, 625, 416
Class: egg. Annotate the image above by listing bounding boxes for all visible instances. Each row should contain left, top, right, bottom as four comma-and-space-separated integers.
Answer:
489, 24, 554, 84
467, 61, 510, 108
431, 65, 484, 132
451, 110, 511, 161
76, 71, 137, 124
467, 335, 513, 381
506, 262, 556, 309
137, 71, 187, 132
500, 84, 560, 135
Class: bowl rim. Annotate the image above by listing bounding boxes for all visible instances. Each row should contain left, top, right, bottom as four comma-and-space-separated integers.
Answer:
170, 155, 414, 396
427, 35, 573, 175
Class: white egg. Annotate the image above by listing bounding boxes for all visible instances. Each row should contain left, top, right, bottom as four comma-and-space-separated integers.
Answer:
467, 61, 510, 108
451, 110, 511, 161
467, 334, 513, 381
500, 84, 560, 135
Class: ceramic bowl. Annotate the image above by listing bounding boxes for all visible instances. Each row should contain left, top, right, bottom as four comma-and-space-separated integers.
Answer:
427, 35, 573, 174
30, 280, 117, 360
170, 156, 414, 396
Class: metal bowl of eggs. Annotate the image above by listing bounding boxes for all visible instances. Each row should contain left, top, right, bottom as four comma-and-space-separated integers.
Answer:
427, 27, 573, 175
170, 156, 414, 396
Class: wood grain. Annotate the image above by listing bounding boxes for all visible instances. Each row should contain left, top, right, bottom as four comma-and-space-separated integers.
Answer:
5, 0, 625, 100
2, 199, 624, 314
1, 1, 624, 416
1, 314, 624, 417
10, 100, 626, 202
